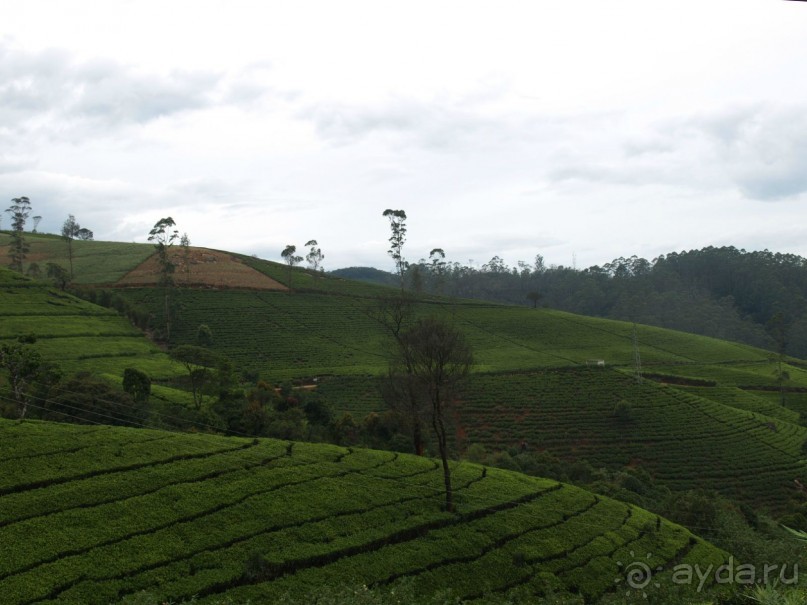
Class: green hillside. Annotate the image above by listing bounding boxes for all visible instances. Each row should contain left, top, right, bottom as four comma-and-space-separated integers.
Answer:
0, 232, 154, 285
4, 239, 807, 511
0, 418, 728, 604
118, 286, 791, 381
0, 268, 189, 414
310, 368, 807, 512
0, 269, 168, 376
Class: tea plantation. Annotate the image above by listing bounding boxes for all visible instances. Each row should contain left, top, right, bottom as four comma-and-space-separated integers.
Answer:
0, 418, 728, 604
0, 268, 187, 409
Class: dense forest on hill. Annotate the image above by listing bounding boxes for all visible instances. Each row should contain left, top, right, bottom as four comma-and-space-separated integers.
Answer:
333, 246, 807, 358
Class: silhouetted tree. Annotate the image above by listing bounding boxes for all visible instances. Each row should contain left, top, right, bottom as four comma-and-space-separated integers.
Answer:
122, 368, 151, 404
6, 196, 32, 273
170, 344, 221, 409
391, 317, 473, 511
180, 232, 191, 284
382, 209, 407, 290
305, 239, 324, 272
61, 215, 80, 279
373, 294, 427, 456
281, 244, 303, 291
46, 262, 70, 291
148, 217, 179, 340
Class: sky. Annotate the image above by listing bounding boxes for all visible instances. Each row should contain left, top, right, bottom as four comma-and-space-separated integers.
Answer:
1, 1, 807, 272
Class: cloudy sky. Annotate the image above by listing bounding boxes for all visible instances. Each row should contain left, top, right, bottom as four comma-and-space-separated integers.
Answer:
1, 1, 806, 271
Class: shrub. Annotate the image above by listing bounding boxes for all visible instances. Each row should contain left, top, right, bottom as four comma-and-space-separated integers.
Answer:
613, 399, 633, 423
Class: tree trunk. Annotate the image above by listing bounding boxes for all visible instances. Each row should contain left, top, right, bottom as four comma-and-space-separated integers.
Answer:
432, 397, 453, 512
164, 290, 171, 342
413, 421, 424, 456
14, 384, 28, 419
67, 238, 74, 280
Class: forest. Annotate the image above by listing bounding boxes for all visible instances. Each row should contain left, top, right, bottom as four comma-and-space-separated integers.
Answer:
334, 246, 807, 358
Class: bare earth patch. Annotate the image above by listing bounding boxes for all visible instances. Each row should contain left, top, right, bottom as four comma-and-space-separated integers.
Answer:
115, 248, 288, 290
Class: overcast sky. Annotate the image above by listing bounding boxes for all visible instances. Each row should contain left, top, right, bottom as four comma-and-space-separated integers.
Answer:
2, 1, 807, 271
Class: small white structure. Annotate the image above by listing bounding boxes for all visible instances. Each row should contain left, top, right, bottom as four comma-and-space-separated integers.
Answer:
586, 359, 606, 367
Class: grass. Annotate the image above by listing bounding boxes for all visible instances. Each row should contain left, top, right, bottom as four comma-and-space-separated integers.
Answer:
0, 232, 154, 284
0, 418, 728, 604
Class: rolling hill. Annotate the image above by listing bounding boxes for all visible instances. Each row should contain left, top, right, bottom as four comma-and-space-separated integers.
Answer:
3, 234, 807, 602
3, 235, 807, 513
0, 418, 728, 604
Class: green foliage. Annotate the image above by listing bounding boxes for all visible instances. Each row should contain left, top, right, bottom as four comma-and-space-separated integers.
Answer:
46, 261, 70, 290
6, 196, 32, 273
45, 371, 148, 427
382, 209, 408, 288
435, 369, 807, 510
0, 418, 729, 604
0, 269, 187, 421
613, 399, 633, 423
0, 335, 42, 418
123, 367, 151, 403
170, 344, 223, 409
196, 323, 214, 347
281, 244, 304, 290
745, 585, 807, 605
305, 239, 324, 272
148, 217, 179, 287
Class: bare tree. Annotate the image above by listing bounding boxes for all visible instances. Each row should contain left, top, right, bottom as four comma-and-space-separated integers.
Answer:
390, 316, 473, 512
373, 294, 427, 456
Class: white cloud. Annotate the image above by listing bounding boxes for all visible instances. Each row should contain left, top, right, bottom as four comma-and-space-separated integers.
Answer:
2, 1, 807, 271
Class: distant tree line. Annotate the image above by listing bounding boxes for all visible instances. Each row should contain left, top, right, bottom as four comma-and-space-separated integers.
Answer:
334, 246, 807, 359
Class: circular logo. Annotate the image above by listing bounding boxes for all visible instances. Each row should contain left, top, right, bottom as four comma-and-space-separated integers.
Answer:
615, 551, 663, 599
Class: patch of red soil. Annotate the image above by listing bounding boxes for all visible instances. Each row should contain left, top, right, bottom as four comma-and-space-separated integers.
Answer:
116, 248, 287, 290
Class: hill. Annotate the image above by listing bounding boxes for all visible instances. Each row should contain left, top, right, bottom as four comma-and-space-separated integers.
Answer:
0, 418, 728, 604
0, 268, 174, 380
327, 247, 807, 361
108, 256, 807, 512
3, 236, 807, 513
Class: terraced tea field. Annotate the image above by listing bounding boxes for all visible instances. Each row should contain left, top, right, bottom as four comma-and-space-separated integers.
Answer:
0, 233, 154, 285
117, 284, 792, 385
0, 418, 728, 604
0, 269, 185, 394
676, 386, 802, 424
5, 238, 807, 515
455, 368, 807, 510
316, 369, 807, 511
